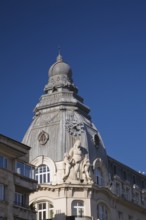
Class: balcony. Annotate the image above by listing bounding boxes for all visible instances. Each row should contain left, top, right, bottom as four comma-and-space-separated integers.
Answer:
13, 203, 36, 220
14, 173, 37, 192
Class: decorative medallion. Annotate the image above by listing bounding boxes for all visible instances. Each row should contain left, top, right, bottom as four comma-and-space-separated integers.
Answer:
65, 119, 84, 136
38, 130, 49, 145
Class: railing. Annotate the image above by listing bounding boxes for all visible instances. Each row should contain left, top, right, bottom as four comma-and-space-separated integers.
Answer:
66, 216, 92, 220
14, 200, 29, 209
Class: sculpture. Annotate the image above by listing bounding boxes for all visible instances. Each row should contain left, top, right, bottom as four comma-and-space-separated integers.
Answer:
63, 139, 93, 183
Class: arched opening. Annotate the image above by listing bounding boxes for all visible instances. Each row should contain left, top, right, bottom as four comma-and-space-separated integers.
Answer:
97, 203, 109, 220
35, 201, 54, 220
95, 167, 103, 186
35, 164, 50, 184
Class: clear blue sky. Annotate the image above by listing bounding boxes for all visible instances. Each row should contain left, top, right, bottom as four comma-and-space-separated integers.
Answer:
0, 0, 146, 172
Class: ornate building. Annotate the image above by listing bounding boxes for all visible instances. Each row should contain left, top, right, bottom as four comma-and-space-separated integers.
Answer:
0, 134, 37, 220
22, 54, 146, 220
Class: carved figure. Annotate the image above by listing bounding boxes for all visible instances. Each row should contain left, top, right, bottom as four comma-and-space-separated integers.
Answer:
82, 157, 93, 183
63, 153, 72, 181
69, 140, 84, 176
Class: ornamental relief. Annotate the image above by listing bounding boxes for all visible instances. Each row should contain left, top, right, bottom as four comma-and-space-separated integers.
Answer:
38, 130, 49, 145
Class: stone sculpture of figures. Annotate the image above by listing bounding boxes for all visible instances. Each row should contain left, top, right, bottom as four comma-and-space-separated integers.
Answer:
82, 157, 93, 183
69, 139, 84, 175
63, 153, 72, 181
63, 139, 93, 183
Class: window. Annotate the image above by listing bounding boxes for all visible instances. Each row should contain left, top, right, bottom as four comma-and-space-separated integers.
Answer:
36, 202, 54, 220
123, 170, 127, 180
72, 200, 84, 217
113, 165, 117, 175
0, 184, 5, 201
97, 203, 109, 220
133, 191, 140, 204
128, 216, 133, 220
125, 187, 131, 200
133, 175, 136, 184
35, 165, 50, 184
0, 156, 7, 169
95, 168, 103, 186
16, 161, 34, 179
115, 182, 121, 196
118, 211, 123, 220
15, 192, 26, 207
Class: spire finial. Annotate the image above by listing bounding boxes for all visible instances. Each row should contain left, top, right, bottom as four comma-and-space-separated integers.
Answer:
57, 46, 63, 62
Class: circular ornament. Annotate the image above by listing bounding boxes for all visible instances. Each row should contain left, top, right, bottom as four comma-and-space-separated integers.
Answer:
38, 130, 49, 145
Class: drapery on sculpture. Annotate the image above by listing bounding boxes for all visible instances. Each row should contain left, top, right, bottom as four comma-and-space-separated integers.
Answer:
63, 140, 93, 183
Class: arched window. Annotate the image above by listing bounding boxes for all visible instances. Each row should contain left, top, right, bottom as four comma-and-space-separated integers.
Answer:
95, 168, 103, 186
97, 203, 109, 220
35, 164, 50, 184
35, 201, 54, 220
72, 200, 84, 217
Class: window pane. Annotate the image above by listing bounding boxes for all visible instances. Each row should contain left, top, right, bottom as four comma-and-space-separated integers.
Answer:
25, 165, 32, 178
15, 192, 25, 207
16, 161, 34, 179
0, 156, 7, 169
16, 162, 24, 175
43, 203, 46, 209
0, 184, 4, 200
43, 211, 46, 219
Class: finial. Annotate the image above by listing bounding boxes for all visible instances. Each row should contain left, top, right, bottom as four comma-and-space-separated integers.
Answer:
57, 46, 63, 62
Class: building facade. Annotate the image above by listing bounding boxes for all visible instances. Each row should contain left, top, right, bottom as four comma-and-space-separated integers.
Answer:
21, 54, 146, 220
0, 134, 37, 220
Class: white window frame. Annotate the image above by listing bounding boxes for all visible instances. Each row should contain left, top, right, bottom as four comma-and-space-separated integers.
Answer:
36, 201, 54, 220
72, 200, 84, 217
35, 164, 50, 184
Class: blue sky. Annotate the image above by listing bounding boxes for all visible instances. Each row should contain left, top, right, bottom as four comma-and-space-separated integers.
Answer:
0, 0, 146, 172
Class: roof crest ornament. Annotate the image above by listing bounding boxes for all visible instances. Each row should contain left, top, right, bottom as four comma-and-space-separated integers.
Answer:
57, 46, 63, 62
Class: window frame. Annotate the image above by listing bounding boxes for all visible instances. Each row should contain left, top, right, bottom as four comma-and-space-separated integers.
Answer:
0, 155, 7, 169
95, 167, 103, 186
16, 161, 34, 179
36, 201, 54, 220
0, 184, 5, 201
35, 164, 50, 184
14, 192, 26, 207
72, 200, 84, 217
97, 203, 109, 220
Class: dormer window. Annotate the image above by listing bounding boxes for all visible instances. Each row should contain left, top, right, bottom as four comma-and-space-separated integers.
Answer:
35, 164, 50, 184
95, 168, 103, 186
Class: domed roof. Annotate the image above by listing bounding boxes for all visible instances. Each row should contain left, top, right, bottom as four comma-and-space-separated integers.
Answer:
49, 54, 72, 77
